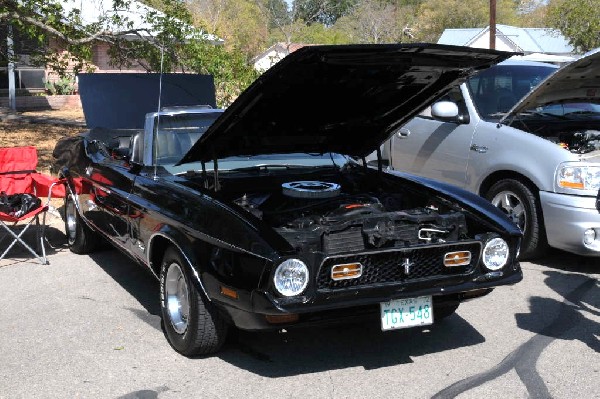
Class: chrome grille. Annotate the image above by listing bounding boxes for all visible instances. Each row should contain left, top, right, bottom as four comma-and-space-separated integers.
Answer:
316, 242, 481, 290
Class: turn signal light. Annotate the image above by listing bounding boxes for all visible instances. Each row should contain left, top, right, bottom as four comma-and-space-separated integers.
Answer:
558, 180, 585, 189
331, 263, 363, 280
220, 286, 239, 300
444, 251, 471, 267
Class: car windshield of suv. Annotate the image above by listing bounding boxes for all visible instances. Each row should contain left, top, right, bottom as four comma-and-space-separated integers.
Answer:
467, 64, 556, 120
519, 102, 600, 119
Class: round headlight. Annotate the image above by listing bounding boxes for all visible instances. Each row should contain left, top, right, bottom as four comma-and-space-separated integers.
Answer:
273, 259, 309, 297
482, 238, 509, 270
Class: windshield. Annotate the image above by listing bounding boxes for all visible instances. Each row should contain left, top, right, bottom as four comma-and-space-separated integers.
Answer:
519, 102, 600, 119
153, 112, 222, 165
164, 152, 351, 175
467, 64, 556, 120
150, 111, 351, 173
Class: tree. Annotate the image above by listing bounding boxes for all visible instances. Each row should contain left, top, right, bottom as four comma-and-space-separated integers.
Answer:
0, 0, 198, 74
545, 0, 600, 52
1, 0, 258, 106
293, 0, 357, 26
182, 40, 259, 106
188, 0, 268, 61
414, 0, 519, 42
515, 0, 547, 28
335, 0, 411, 44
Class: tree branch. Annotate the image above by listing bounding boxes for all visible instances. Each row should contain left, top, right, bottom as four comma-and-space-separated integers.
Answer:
0, 11, 154, 45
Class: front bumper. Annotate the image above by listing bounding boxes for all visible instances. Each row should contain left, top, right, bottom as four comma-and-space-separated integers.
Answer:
540, 191, 600, 256
219, 266, 521, 331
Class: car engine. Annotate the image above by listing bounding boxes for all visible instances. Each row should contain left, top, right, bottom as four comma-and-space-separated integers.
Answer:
234, 180, 468, 254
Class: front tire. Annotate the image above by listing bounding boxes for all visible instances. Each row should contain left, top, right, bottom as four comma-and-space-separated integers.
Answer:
485, 179, 547, 260
64, 193, 97, 254
160, 247, 228, 356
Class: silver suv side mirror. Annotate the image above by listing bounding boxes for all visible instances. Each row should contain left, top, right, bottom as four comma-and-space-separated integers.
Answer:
431, 101, 459, 122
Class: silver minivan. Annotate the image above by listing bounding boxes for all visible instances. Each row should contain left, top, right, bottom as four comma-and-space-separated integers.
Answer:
381, 50, 600, 259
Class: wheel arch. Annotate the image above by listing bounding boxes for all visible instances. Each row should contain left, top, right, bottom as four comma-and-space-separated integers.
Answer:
478, 169, 549, 259
478, 170, 540, 199
147, 231, 211, 301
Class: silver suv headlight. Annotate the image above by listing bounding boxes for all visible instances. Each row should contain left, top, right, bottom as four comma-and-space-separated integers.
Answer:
273, 259, 309, 297
557, 164, 600, 191
482, 238, 509, 270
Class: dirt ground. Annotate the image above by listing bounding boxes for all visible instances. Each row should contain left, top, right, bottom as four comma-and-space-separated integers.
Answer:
0, 108, 85, 175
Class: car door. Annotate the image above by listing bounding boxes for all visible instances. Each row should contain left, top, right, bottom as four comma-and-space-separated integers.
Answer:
83, 140, 137, 249
387, 86, 476, 189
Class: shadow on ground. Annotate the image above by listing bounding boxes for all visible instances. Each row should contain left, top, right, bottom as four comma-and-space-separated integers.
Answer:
219, 314, 485, 377
85, 247, 487, 377
0, 224, 68, 265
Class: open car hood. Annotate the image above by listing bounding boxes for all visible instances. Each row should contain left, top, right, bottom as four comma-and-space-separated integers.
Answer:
179, 44, 513, 164
501, 48, 600, 122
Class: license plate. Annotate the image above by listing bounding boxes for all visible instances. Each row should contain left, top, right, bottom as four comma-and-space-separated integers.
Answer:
380, 296, 433, 331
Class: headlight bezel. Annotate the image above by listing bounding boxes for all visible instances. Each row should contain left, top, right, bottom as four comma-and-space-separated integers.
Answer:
556, 163, 600, 193
482, 237, 510, 271
273, 258, 310, 297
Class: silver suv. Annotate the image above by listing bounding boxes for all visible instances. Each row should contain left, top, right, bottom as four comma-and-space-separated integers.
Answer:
381, 50, 600, 259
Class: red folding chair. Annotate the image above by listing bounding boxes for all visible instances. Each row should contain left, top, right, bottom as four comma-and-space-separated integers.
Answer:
0, 146, 61, 264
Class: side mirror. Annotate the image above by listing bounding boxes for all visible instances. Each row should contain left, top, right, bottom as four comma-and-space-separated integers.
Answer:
431, 101, 470, 124
431, 101, 459, 122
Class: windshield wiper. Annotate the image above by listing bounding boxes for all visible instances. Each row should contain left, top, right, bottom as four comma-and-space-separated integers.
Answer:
519, 110, 568, 120
224, 164, 336, 173
563, 110, 600, 117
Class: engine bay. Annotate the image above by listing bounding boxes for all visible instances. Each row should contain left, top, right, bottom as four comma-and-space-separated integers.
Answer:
510, 119, 600, 154
232, 178, 468, 254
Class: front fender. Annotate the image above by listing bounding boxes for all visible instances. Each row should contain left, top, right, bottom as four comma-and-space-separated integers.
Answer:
147, 228, 211, 300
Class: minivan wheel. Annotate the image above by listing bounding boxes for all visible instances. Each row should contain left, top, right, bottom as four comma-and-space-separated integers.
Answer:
485, 179, 547, 260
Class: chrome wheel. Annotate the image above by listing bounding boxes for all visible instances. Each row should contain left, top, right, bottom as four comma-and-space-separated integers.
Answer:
65, 196, 78, 244
491, 190, 526, 232
165, 262, 190, 335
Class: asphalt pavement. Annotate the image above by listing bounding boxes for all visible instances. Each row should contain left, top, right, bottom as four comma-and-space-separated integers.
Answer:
0, 221, 598, 399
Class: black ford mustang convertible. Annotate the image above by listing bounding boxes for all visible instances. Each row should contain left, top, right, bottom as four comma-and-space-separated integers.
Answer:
60, 44, 523, 355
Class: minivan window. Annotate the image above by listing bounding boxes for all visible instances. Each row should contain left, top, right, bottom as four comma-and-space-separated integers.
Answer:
467, 64, 555, 120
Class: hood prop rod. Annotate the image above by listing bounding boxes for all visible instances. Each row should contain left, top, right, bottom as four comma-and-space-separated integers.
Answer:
376, 148, 383, 173
213, 157, 220, 192
201, 161, 208, 189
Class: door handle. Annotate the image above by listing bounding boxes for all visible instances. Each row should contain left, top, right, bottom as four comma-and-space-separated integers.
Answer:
470, 144, 488, 153
397, 128, 411, 138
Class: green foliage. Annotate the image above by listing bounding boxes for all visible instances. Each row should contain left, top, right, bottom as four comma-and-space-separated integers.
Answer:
415, 0, 520, 41
266, 0, 292, 28
293, 0, 357, 26
545, 0, 600, 52
1, 0, 95, 75
334, 1, 412, 43
268, 19, 351, 44
182, 41, 259, 107
44, 74, 77, 95
2, 0, 259, 106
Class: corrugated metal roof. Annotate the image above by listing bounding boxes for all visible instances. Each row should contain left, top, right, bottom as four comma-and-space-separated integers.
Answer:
523, 28, 574, 53
438, 28, 484, 46
438, 24, 573, 54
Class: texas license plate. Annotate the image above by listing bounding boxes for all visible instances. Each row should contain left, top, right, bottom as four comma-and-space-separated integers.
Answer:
380, 296, 433, 331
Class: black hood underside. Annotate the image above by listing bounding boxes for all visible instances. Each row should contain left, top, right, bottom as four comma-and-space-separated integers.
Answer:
180, 43, 514, 164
